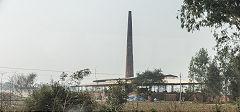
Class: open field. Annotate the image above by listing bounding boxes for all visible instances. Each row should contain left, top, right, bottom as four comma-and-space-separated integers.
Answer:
1, 100, 239, 111
123, 101, 238, 112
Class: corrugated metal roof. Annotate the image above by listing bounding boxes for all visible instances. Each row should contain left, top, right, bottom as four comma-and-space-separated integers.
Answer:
74, 77, 199, 87
93, 77, 135, 82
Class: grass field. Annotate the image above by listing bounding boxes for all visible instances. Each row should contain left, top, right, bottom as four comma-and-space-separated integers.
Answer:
2, 100, 239, 111
123, 101, 238, 112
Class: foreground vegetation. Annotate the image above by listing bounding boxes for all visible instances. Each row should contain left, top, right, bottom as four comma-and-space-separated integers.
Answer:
4, 100, 240, 112
1, 69, 240, 111
123, 101, 237, 112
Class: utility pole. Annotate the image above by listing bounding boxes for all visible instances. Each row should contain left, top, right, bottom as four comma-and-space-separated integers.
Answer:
179, 73, 182, 103
95, 68, 99, 92
10, 78, 12, 107
94, 68, 97, 81
1, 73, 3, 109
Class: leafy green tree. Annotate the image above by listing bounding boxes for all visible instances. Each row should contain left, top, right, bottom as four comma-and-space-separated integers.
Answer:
26, 83, 95, 111
60, 68, 91, 85
178, 0, 240, 53
134, 69, 165, 91
216, 47, 234, 95
26, 69, 94, 111
229, 53, 240, 100
25, 85, 53, 111
178, 0, 240, 100
10, 73, 37, 96
188, 48, 209, 91
104, 81, 128, 111
205, 59, 223, 96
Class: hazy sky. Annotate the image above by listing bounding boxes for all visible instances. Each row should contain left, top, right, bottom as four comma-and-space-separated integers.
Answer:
0, 0, 216, 84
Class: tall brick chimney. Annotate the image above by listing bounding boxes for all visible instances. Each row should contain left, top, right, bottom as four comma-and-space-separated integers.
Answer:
125, 11, 134, 78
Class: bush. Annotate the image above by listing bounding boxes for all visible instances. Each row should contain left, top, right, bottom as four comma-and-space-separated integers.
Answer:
104, 81, 128, 111
94, 103, 111, 112
25, 83, 95, 111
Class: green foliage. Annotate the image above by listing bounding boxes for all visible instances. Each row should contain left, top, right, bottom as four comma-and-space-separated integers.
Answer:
205, 59, 223, 96
25, 85, 53, 111
10, 73, 37, 96
189, 48, 223, 96
94, 103, 111, 112
26, 69, 94, 111
133, 69, 164, 96
189, 48, 240, 101
104, 81, 128, 111
71, 69, 91, 85
179, 0, 240, 102
134, 69, 165, 86
178, 0, 240, 54
188, 48, 209, 85
229, 53, 240, 100
216, 46, 234, 95
178, 0, 240, 31
25, 83, 95, 111
60, 68, 91, 85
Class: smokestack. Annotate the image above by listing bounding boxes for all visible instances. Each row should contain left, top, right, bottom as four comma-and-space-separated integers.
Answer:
125, 11, 134, 78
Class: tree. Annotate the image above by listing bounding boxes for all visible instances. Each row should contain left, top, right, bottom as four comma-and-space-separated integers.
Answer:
60, 68, 91, 85
26, 83, 95, 111
216, 47, 234, 95
229, 53, 240, 100
26, 69, 95, 111
10, 73, 37, 96
104, 81, 128, 111
178, 0, 240, 53
25, 73, 37, 94
205, 59, 223, 96
188, 48, 209, 91
134, 69, 165, 91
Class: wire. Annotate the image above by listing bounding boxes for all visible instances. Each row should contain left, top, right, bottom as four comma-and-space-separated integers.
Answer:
0, 66, 71, 73
0, 67, 233, 80
0, 66, 123, 76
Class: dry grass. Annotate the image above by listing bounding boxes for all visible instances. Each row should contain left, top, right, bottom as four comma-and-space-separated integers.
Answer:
0, 101, 26, 111
124, 101, 238, 112
2, 100, 238, 111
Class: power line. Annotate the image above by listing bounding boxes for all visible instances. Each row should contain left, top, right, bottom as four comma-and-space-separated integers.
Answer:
0, 67, 234, 79
0, 66, 122, 76
94, 73, 122, 76
0, 66, 70, 73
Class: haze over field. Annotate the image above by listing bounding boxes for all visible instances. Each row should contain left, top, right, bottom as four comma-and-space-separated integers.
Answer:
0, 0, 215, 84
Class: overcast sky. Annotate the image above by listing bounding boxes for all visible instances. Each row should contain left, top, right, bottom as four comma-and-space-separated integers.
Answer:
0, 0, 216, 84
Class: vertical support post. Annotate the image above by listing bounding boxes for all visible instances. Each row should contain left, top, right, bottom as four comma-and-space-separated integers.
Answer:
10, 79, 11, 106
1, 73, 3, 109
193, 74, 195, 92
171, 85, 174, 92
179, 73, 182, 102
